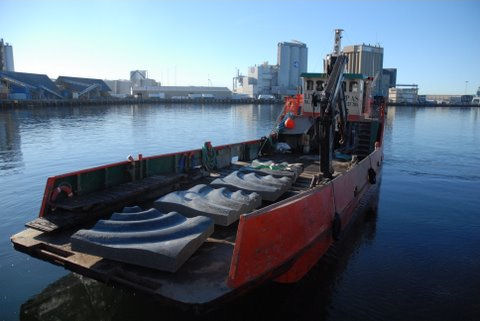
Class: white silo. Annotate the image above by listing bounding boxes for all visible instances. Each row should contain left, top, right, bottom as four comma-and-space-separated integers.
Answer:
277, 41, 308, 93
4, 44, 14, 71
289, 45, 300, 87
277, 43, 289, 89
300, 45, 308, 79
0, 39, 15, 72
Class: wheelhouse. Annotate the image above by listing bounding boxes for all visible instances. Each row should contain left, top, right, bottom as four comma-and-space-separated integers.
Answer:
301, 72, 372, 121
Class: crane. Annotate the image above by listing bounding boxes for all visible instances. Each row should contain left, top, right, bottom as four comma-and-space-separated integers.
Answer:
317, 29, 349, 178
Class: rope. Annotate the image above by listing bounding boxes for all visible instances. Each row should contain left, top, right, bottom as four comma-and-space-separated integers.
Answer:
201, 142, 217, 171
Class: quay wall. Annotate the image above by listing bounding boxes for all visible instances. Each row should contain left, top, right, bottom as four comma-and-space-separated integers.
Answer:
3, 98, 477, 109
388, 102, 479, 108
0, 97, 283, 108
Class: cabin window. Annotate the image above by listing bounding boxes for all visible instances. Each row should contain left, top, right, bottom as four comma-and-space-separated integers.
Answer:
306, 80, 313, 90
349, 81, 358, 92
316, 80, 324, 91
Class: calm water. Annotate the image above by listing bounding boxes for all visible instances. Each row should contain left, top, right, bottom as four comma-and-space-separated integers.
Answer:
0, 104, 479, 320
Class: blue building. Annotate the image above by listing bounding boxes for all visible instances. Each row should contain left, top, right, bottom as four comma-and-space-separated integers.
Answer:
55, 76, 111, 99
0, 71, 63, 100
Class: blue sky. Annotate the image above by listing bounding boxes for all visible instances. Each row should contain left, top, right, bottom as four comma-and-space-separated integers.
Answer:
0, 0, 479, 94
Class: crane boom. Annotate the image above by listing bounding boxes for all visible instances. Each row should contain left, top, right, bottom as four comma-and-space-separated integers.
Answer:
318, 54, 349, 178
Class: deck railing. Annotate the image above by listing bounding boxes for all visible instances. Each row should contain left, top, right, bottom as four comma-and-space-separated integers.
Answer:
38, 139, 262, 217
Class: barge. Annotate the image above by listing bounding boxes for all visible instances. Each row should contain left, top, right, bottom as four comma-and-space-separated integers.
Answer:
11, 30, 386, 307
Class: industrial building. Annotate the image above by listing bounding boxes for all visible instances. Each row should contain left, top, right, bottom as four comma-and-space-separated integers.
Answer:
233, 40, 308, 98
106, 70, 235, 100
277, 41, 308, 94
343, 44, 388, 96
388, 84, 419, 104
233, 62, 278, 98
343, 44, 383, 78
414, 94, 476, 105
130, 70, 159, 88
0, 71, 62, 100
104, 79, 132, 98
128, 70, 232, 99
128, 70, 163, 97
104, 70, 159, 98
425, 95, 466, 104
132, 86, 232, 99
472, 87, 480, 105
0, 39, 14, 72
380, 68, 397, 98
55, 76, 111, 99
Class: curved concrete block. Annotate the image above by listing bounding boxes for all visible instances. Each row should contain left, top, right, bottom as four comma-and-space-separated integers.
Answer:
210, 171, 292, 201
240, 161, 303, 180
121, 206, 143, 213
71, 207, 214, 272
154, 184, 261, 226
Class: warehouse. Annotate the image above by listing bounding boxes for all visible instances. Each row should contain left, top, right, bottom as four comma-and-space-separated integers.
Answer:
56, 76, 111, 99
132, 86, 232, 99
0, 71, 63, 100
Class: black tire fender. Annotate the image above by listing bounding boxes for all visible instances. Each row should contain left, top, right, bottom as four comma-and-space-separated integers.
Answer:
332, 212, 342, 241
368, 168, 376, 184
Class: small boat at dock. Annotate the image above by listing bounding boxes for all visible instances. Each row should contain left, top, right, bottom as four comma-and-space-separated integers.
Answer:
11, 30, 386, 307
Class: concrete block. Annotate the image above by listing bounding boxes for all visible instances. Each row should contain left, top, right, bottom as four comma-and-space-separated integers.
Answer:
154, 184, 261, 226
240, 161, 303, 180
210, 171, 292, 201
71, 207, 214, 272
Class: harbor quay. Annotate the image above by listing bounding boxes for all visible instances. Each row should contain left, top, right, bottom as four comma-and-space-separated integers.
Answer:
0, 96, 283, 108
387, 101, 480, 107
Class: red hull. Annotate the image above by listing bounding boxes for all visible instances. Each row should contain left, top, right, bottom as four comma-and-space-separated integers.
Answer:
228, 147, 383, 288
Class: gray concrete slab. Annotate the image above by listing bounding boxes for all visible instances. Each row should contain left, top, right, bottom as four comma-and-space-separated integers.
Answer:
239, 161, 303, 180
210, 171, 292, 201
71, 207, 214, 272
154, 184, 261, 226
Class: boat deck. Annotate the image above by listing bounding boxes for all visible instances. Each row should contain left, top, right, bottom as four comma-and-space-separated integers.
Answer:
11, 153, 355, 305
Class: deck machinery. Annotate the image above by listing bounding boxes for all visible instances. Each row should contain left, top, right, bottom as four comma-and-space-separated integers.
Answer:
271, 29, 376, 179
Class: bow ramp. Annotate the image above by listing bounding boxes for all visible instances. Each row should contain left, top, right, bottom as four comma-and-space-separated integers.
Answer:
71, 207, 214, 272
154, 184, 261, 226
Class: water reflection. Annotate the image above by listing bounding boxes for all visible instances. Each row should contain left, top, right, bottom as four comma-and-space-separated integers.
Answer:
19, 193, 380, 321
0, 109, 23, 175
0, 104, 282, 178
